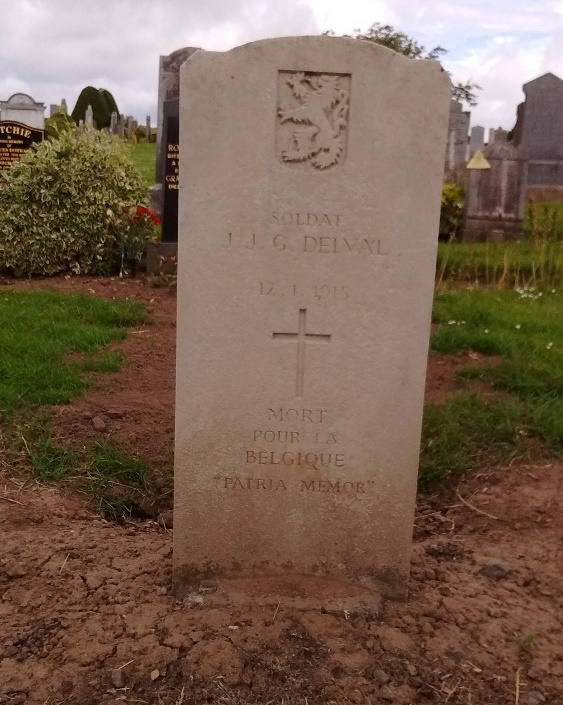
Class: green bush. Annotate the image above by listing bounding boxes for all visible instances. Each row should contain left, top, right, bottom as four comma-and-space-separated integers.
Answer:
100, 88, 119, 118
71, 86, 112, 129
44, 111, 75, 140
0, 130, 147, 276
439, 183, 464, 241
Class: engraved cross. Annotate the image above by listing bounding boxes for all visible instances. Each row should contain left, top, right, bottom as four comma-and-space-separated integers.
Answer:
273, 308, 331, 397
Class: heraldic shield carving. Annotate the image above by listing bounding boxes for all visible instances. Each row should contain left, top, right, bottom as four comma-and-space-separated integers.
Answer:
276, 71, 351, 170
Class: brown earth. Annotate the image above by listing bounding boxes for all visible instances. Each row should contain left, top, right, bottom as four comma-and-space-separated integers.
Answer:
0, 277, 562, 705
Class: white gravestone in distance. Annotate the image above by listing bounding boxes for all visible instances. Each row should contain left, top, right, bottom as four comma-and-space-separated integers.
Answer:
174, 37, 450, 601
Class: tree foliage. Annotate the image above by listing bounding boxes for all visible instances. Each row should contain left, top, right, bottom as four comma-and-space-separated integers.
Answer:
71, 86, 119, 129
326, 23, 480, 107
0, 130, 146, 276
100, 88, 119, 117
44, 111, 75, 140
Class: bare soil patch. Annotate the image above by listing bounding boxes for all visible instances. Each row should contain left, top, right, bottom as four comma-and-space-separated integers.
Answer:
1, 277, 561, 705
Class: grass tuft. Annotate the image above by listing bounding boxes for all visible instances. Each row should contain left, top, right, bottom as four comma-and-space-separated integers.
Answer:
421, 287, 563, 491
0, 291, 146, 413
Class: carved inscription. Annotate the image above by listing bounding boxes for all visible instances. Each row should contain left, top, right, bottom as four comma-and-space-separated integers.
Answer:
259, 282, 350, 300
219, 404, 373, 494
276, 71, 350, 170
221, 210, 388, 256
165, 143, 179, 190
219, 477, 374, 494
0, 121, 44, 173
273, 309, 331, 397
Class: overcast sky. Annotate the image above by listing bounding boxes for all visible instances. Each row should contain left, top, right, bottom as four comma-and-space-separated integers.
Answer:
1, 0, 562, 132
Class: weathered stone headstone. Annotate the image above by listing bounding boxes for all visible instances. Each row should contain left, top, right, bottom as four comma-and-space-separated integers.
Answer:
513, 72, 563, 192
445, 100, 470, 167
173, 37, 450, 602
463, 130, 527, 242
0, 120, 45, 172
469, 125, 485, 156
85, 104, 94, 129
146, 115, 151, 142
156, 47, 200, 183
110, 111, 118, 134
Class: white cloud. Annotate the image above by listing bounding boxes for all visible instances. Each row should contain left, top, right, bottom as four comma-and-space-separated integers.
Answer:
0, 0, 561, 129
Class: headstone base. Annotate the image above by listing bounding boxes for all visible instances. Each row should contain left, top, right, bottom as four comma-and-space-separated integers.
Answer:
146, 242, 178, 275
462, 218, 523, 242
148, 183, 163, 219
172, 573, 387, 613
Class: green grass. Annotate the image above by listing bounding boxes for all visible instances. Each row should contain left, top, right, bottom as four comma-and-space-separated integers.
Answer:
436, 240, 562, 288
524, 201, 563, 232
15, 419, 149, 520
129, 142, 156, 187
0, 290, 146, 413
420, 288, 563, 490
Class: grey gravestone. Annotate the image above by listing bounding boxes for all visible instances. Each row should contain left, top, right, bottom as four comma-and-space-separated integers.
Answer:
85, 104, 94, 129
0, 93, 45, 130
513, 72, 563, 188
146, 115, 151, 142
469, 126, 485, 156
445, 100, 470, 169
463, 131, 527, 242
155, 47, 200, 183
110, 111, 118, 134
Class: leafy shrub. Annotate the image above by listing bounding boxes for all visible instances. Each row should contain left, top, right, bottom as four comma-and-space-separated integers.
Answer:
44, 111, 75, 140
439, 183, 464, 241
0, 130, 147, 276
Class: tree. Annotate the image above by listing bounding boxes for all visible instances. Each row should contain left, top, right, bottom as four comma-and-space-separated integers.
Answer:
325, 23, 480, 107
71, 86, 120, 129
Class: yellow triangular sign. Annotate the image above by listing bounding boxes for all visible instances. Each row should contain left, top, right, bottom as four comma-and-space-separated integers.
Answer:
467, 150, 491, 169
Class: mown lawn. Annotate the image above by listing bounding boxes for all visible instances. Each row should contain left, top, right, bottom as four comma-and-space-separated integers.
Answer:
129, 142, 156, 187
0, 290, 147, 412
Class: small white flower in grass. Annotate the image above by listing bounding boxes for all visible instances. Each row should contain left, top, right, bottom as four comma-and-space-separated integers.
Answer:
515, 324, 521, 329
448, 320, 456, 325
484, 329, 489, 334
546, 342, 553, 350
538, 292, 543, 297
551, 289, 556, 294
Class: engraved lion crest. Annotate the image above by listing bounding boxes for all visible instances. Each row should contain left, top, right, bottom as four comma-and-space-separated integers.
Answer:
277, 72, 350, 170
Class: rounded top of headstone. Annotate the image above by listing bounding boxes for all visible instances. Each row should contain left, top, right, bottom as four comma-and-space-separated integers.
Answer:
6, 92, 36, 105
483, 131, 523, 161
161, 47, 200, 72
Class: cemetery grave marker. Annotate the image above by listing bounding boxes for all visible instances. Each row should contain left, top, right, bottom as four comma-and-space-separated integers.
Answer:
0, 121, 45, 172
173, 36, 450, 602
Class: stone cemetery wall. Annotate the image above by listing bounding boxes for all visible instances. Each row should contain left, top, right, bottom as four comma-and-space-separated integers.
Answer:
173, 37, 451, 601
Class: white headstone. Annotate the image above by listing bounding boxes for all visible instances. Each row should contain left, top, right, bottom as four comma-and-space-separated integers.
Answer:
173, 37, 450, 602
